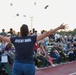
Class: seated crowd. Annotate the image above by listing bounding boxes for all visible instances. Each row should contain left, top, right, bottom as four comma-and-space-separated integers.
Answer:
0, 28, 76, 71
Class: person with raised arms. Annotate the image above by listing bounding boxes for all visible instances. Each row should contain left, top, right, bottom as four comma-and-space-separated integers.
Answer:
0, 23, 67, 75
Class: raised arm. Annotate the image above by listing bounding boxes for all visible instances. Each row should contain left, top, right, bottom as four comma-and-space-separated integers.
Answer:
0, 35, 11, 43
37, 23, 67, 41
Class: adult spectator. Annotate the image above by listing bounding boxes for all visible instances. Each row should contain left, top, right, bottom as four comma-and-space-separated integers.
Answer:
8, 28, 13, 35
34, 43, 38, 53
54, 31, 60, 42
36, 42, 48, 67
68, 45, 75, 62
50, 43, 62, 63
0, 29, 7, 36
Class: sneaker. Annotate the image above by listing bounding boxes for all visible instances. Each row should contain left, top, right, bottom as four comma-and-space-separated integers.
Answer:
51, 64, 55, 67
54, 63, 58, 66
35, 66, 38, 69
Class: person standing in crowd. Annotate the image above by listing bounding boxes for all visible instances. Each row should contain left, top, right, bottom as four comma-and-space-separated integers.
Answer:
8, 28, 13, 35
0, 23, 67, 75
0, 29, 7, 36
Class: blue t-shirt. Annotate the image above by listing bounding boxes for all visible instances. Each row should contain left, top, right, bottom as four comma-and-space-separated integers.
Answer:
10, 35, 37, 64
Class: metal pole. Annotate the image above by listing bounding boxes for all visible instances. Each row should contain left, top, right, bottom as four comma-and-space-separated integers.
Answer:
30, 17, 33, 33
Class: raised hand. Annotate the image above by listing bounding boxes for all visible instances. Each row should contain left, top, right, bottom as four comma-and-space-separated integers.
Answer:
58, 23, 68, 30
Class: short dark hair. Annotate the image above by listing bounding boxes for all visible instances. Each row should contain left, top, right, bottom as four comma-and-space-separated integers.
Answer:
10, 28, 13, 31
20, 24, 29, 37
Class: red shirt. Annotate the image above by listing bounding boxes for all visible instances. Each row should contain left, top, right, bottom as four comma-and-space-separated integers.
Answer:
34, 43, 38, 51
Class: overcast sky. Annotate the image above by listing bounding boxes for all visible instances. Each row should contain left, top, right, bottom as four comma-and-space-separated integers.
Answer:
0, 0, 76, 33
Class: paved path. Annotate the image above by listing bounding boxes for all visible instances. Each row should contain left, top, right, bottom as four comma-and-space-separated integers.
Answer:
35, 61, 76, 75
